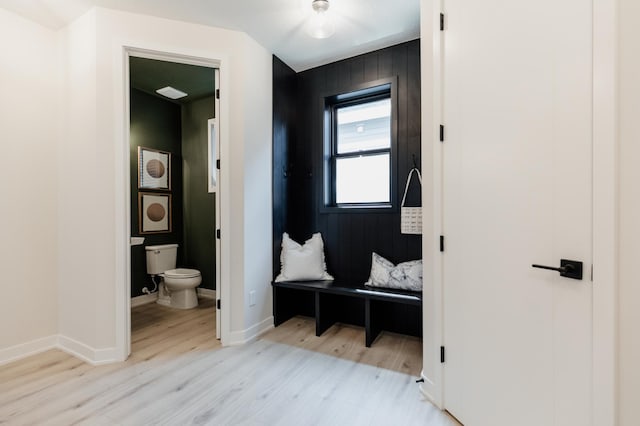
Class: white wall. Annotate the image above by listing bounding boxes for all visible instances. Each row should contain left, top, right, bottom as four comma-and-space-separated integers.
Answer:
0, 8, 60, 360
618, 0, 640, 423
56, 7, 273, 359
239, 33, 273, 333
57, 10, 103, 353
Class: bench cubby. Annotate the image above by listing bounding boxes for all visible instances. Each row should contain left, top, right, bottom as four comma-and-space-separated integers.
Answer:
272, 280, 422, 347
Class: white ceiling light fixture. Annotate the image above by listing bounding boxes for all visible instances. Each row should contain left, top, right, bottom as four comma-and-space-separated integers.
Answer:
156, 86, 188, 100
308, 0, 335, 39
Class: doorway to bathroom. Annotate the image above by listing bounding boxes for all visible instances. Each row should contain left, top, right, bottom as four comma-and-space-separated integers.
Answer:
126, 51, 222, 352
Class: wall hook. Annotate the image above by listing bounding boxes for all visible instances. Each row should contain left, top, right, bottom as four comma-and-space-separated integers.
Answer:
412, 154, 419, 171
283, 164, 294, 178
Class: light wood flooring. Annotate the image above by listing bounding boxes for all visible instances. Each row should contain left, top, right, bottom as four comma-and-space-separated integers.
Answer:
1, 299, 458, 425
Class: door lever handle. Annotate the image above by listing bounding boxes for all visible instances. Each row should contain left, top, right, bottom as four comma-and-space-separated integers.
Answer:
532, 259, 583, 280
531, 264, 571, 273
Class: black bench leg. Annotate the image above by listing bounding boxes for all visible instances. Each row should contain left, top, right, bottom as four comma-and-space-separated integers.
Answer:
316, 292, 336, 336
273, 286, 296, 327
365, 298, 382, 347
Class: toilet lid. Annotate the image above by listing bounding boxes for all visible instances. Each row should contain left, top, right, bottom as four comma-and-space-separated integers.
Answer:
164, 268, 201, 279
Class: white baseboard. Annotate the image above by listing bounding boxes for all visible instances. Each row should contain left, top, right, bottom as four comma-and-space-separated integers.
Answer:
1, 335, 119, 367
226, 316, 274, 346
419, 370, 443, 409
57, 335, 119, 366
132, 289, 214, 307
131, 292, 158, 307
197, 288, 216, 299
0, 335, 58, 366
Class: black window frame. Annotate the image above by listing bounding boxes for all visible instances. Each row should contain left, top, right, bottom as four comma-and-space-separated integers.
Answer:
321, 77, 398, 214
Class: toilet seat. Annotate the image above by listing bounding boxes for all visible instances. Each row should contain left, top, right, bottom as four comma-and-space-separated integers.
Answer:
164, 268, 201, 279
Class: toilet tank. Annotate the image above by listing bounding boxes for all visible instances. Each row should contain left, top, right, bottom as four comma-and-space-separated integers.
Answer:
145, 244, 178, 275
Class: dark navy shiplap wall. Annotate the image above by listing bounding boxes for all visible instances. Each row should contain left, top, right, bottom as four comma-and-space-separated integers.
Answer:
273, 39, 422, 284
272, 56, 298, 278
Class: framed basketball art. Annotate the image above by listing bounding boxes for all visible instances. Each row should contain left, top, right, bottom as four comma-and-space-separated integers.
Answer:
138, 147, 171, 190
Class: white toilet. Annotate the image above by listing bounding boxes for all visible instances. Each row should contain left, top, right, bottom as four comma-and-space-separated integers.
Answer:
145, 244, 202, 309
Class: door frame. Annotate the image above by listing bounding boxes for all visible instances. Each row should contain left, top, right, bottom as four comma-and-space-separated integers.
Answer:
419, 0, 617, 423
118, 46, 230, 357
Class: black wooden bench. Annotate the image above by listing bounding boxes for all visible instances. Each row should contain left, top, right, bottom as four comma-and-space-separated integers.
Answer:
272, 280, 422, 347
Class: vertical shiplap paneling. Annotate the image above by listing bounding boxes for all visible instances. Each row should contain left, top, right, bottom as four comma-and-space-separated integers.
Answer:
350, 211, 366, 283
338, 60, 351, 89
309, 68, 325, 238
406, 40, 422, 258
325, 214, 340, 278
274, 39, 422, 284
364, 53, 378, 82
272, 56, 297, 278
378, 46, 394, 79
350, 55, 365, 86
392, 43, 410, 263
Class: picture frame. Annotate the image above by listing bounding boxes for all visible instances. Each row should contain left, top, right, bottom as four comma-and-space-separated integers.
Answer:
207, 118, 217, 193
138, 147, 171, 190
139, 192, 172, 234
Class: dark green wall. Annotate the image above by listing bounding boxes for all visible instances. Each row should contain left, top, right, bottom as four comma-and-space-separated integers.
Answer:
181, 96, 216, 290
130, 88, 183, 297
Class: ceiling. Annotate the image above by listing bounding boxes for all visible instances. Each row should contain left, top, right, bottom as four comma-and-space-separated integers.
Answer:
130, 57, 215, 104
0, 0, 420, 72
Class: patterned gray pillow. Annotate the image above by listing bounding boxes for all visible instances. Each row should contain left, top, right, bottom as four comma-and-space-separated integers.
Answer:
365, 252, 422, 291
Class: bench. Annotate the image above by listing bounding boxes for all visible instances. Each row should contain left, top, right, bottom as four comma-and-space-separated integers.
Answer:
272, 280, 422, 347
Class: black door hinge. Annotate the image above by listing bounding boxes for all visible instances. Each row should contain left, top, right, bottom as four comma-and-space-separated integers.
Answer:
440, 125, 445, 142
217, 299, 221, 309
440, 235, 445, 252
440, 13, 445, 31
216, 89, 220, 99
441, 346, 445, 363
216, 159, 220, 170
216, 229, 221, 239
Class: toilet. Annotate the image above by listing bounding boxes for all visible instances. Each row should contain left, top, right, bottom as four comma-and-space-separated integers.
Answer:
145, 244, 202, 309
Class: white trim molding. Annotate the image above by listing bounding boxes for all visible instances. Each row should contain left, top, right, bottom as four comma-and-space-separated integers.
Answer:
592, 0, 618, 424
419, 371, 438, 405
57, 336, 119, 366
226, 317, 274, 347
119, 45, 229, 361
419, 0, 444, 408
131, 289, 216, 307
131, 292, 158, 307
197, 288, 216, 300
1, 335, 119, 367
0, 336, 58, 366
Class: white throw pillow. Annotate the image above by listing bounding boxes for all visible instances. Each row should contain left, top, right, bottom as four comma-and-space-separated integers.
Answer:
275, 233, 334, 282
365, 252, 422, 291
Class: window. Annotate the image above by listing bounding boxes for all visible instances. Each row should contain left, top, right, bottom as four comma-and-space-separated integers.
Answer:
324, 81, 395, 210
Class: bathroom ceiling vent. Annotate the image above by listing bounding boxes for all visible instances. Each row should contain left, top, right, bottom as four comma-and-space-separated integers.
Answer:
156, 86, 188, 100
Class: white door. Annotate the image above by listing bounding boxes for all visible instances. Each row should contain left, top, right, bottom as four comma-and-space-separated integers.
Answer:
442, 0, 593, 425
214, 68, 221, 340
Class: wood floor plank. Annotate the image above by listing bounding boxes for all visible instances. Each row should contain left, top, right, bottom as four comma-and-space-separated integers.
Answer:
0, 300, 457, 426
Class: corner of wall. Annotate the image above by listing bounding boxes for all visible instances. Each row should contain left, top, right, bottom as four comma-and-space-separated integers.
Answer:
57, 6, 102, 349
57, 335, 121, 366
240, 35, 274, 335
0, 334, 122, 367
226, 317, 275, 347
0, 7, 61, 354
